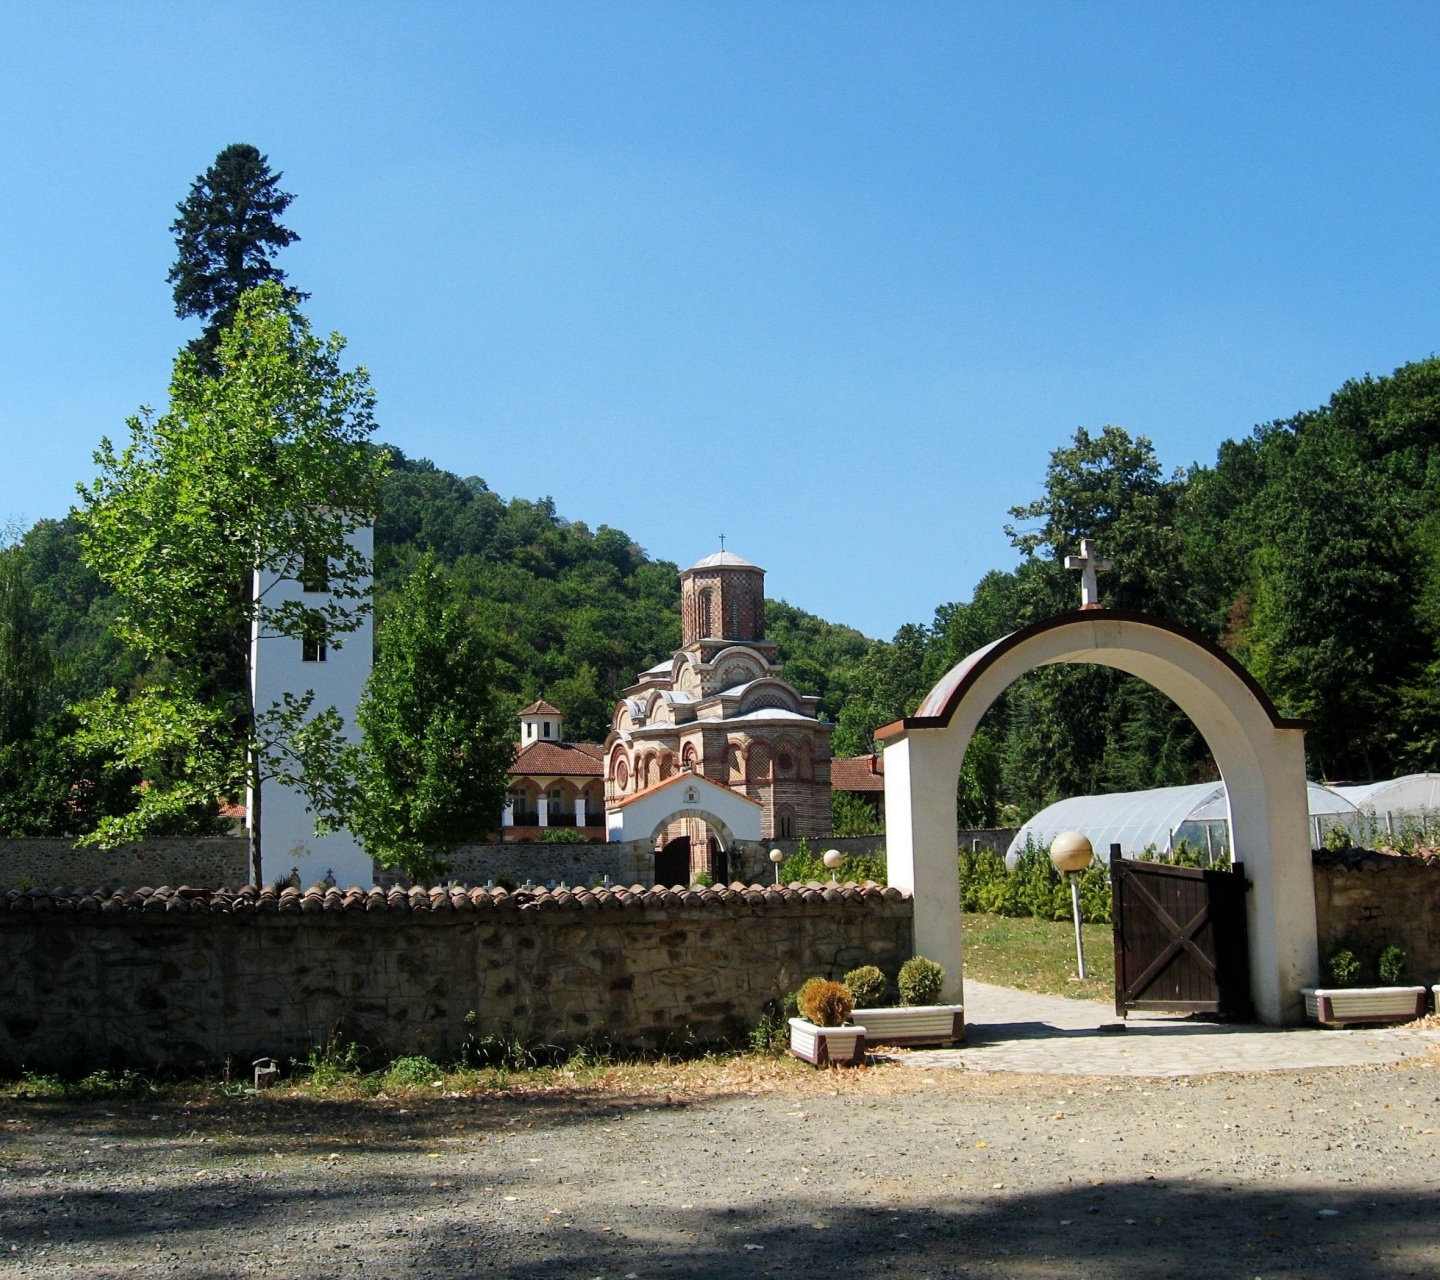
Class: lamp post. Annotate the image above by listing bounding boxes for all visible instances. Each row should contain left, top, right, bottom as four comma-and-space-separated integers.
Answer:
822, 849, 844, 884
1049, 831, 1094, 980
769, 848, 784, 885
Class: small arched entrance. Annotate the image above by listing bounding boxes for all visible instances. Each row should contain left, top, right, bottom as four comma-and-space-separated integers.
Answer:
880, 610, 1319, 1025
606, 772, 762, 885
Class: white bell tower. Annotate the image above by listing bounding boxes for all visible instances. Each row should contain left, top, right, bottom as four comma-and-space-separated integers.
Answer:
247, 525, 374, 889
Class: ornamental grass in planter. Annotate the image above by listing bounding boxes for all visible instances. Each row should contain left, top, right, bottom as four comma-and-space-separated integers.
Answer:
1302, 946, 1427, 1027
849, 957, 965, 1049
788, 978, 867, 1067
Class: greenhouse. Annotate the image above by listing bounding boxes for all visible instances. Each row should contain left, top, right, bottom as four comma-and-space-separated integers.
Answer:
1004, 780, 1366, 866
1328, 773, 1440, 846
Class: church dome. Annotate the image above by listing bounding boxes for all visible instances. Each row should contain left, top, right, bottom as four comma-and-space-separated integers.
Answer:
686, 550, 762, 572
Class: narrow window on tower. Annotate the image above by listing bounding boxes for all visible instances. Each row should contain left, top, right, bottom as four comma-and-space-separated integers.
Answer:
301, 612, 327, 663
300, 551, 329, 593
730, 598, 740, 638
698, 590, 712, 637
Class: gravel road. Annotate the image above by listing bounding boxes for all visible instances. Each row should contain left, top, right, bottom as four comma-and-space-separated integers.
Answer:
1, 1058, 1437, 1279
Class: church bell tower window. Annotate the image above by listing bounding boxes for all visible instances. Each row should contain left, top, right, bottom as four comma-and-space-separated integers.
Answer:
698, 590, 712, 638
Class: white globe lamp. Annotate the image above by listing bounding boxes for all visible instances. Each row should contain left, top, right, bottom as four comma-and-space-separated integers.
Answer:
1049, 831, 1094, 980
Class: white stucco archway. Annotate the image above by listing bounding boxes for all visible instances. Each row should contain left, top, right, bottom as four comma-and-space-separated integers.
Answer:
605, 771, 762, 847
879, 610, 1319, 1025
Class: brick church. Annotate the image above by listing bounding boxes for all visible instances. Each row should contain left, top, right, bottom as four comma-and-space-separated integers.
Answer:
603, 550, 833, 877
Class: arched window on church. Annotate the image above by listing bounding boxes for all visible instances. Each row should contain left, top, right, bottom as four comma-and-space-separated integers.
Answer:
746, 742, 771, 785
681, 743, 697, 772
775, 805, 796, 839
698, 590, 713, 638
726, 745, 744, 785
729, 597, 740, 638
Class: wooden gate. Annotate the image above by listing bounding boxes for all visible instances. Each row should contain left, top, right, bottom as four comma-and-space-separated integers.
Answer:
1110, 858, 1252, 1019
654, 838, 690, 887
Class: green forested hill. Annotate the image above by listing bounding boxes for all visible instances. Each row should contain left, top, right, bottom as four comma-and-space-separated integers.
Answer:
838, 357, 1440, 823
5, 450, 875, 759
6, 356, 1440, 836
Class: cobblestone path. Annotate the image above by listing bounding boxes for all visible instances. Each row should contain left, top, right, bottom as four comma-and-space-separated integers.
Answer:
906, 980, 1440, 1076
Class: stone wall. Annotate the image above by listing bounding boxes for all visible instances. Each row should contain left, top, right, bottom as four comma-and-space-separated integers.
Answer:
379, 842, 652, 889
0, 839, 248, 891
958, 828, 1021, 856
1312, 849, 1440, 983
0, 881, 914, 1074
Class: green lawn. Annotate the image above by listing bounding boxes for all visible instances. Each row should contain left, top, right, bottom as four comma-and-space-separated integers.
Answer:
960, 911, 1115, 1002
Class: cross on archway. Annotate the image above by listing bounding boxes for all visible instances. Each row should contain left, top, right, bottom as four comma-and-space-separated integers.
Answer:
1064, 538, 1112, 608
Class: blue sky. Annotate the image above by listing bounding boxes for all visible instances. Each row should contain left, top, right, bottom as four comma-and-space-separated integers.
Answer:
2, 4, 1438, 639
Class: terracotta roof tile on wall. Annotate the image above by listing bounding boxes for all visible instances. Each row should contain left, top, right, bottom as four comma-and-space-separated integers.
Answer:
509, 741, 606, 777
0, 881, 909, 916
830, 753, 886, 793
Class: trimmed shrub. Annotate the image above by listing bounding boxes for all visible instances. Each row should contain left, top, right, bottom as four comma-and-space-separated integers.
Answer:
797, 978, 854, 1027
1378, 945, 1408, 985
843, 965, 888, 1008
537, 827, 588, 844
1326, 948, 1360, 987
898, 956, 946, 1006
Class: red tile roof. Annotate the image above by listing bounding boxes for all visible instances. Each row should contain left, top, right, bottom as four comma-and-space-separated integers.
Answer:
611, 770, 760, 810
830, 753, 885, 793
520, 700, 562, 716
1, 881, 909, 912
509, 740, 605, 778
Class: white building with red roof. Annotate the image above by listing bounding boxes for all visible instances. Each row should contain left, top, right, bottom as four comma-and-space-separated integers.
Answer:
501, 701, 607, 841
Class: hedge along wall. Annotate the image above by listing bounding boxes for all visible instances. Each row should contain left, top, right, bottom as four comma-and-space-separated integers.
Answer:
1312, 849, 1440, 984
0, 881, 913, 1074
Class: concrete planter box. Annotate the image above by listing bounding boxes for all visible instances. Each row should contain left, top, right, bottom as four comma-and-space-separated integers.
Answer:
788, 1018, 867, 1067
1302, 986, 1427, 1027
850, 1004, 965, 1047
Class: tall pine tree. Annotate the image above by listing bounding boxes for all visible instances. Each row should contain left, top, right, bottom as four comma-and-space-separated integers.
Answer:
168, 144, 303, 367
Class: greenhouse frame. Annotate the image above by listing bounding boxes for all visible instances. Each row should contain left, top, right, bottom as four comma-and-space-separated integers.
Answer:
1004, 773, 1440, 866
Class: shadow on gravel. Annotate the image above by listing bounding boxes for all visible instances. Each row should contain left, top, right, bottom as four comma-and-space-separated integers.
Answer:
0, 1087, 690, 1152
412, 1182, 1436, 1279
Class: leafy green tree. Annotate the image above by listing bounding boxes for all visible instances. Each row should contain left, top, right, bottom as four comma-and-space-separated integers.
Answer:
830, 788, 882, 837
169, 144, 303, 369
76, 283, 385, 883
0, 542, 51, 746
347, 556, 514, 881
829, 623, 931, 757
1006, 425, 1189, 620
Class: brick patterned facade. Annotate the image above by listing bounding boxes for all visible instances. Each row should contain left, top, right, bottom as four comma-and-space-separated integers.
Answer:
603, 552, 833, 871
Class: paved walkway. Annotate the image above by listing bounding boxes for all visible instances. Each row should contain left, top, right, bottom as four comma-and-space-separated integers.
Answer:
903, 980, 1440, 1076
